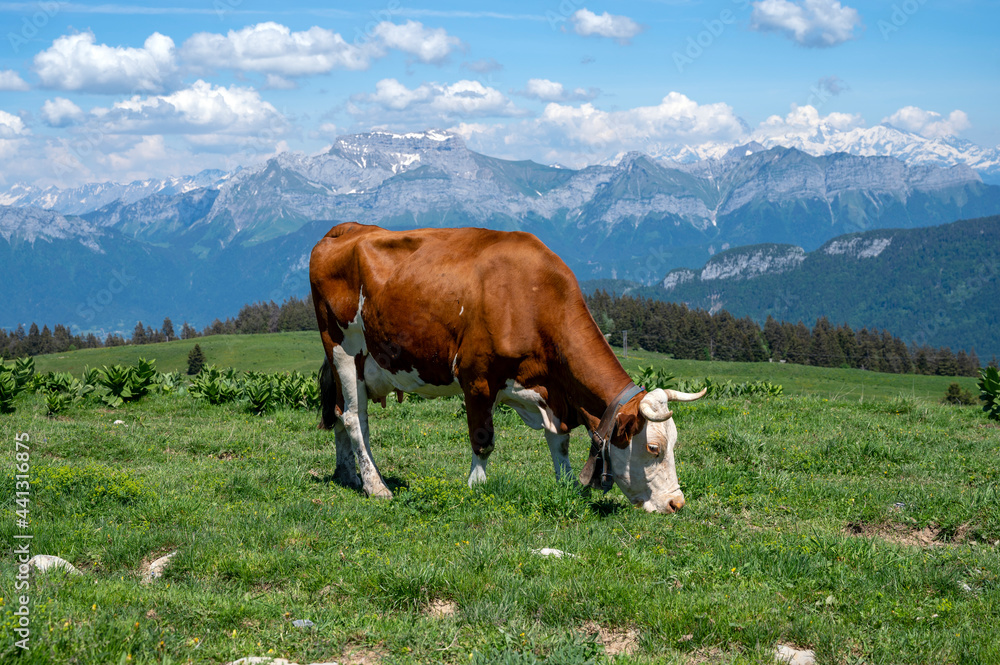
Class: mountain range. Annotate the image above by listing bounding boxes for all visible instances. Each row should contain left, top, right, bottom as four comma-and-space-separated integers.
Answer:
2, 129, 1000, 339
647, 215, 1000, 360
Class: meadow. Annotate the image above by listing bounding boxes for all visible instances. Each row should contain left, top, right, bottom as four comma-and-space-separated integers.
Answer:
1, 336, 997, 664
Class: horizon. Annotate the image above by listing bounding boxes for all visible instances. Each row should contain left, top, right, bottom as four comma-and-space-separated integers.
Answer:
1, 0, 998, 189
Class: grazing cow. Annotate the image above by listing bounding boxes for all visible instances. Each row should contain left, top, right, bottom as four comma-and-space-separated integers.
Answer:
310, 222, 706, 513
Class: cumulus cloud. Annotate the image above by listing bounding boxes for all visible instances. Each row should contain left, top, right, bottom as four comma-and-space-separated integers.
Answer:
0, 110, 28, 139
371, 20, 463, 64
884, 106, 970, 139
750, 0, 862, 47
180, 22, 371, 76
0, 70, 30, 91
34, 31, 177, 93
351, 78, 524, 122
458, 92, 747, 166
179, 20, 462, 77
570, 9, 643, 44
754, 104, 864, 139
41, 97, 86, 127
519, 78, 598, 102
93, 80, 286, 137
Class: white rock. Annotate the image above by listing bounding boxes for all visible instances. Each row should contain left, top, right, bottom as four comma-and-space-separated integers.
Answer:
28, 555, 82, 575
226, 658, 339, 665
531, 548, 576, 558
142, 551, 177, 584
113, 420, 125, 425
291, 619, 314, 628
775, 644, 816, 665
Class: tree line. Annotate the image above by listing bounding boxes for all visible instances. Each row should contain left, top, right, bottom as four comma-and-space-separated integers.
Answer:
586, 291, 989, 377
3, 292, 991, 377
0, 296, 317, 359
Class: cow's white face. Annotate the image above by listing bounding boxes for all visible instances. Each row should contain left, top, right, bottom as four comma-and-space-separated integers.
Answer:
608, 388, 704, 513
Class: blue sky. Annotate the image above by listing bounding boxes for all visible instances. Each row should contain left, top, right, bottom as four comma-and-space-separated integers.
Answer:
0, 0, 997, 187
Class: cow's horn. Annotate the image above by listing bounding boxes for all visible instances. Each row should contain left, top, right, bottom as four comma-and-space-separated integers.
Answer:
664, 388, 708, 402
639, 389, 673, 422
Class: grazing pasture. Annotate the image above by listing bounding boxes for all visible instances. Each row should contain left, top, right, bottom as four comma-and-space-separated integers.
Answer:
2, 337, 998, 664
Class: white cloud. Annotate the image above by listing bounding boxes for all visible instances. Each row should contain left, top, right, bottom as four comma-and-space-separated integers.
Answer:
180, 22, 371, 76
94, 80, 286, 137
371, 20, 463, 64
462, 58, 503, 75
884, 106, 970, 139
750, 0, 861, 47
34, 31, 177, 93
0, 70, 30, 91
457, 92, 747, 167
41, 97, 86, 127
755, 104, 864, 140
352, 78, 524, 122
520, 78, 598, 102
570, 9, 643, 44
179, 20, 462, 77
0, 110, 28, 139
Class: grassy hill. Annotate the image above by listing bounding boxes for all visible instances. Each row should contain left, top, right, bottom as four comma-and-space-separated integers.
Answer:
30, 332, 980, 403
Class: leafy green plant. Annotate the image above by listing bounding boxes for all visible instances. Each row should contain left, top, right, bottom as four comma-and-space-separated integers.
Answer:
95, 358, 159, 408
630, 365, 676, 390
677, 376, 783, 398
189, 365, 240, 405
242, 376, 276, 415
157, 370, 183, 395
0, 357, 35, 413
979, 366, 1000, 421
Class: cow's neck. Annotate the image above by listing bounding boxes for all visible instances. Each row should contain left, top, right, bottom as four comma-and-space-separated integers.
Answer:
558, 324, 636, 431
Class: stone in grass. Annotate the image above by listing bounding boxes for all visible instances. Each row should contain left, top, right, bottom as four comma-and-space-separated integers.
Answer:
531, 548, 576, 558
113, 420, 126, 425
142, 551, 177, 584
226, 658, 339, 665
775, 644, 816, 665
28, 555, 82, 575
291, 619, 315, 628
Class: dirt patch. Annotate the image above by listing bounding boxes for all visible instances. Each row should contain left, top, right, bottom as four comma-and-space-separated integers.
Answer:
424, 598, 458, 619
845, 521, 969, 547
581, 620, 639, 657
216, 451, 237, 461
340, 645, 387, 665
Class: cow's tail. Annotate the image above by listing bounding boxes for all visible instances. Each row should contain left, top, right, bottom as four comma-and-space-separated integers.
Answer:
318, 357, 339, 430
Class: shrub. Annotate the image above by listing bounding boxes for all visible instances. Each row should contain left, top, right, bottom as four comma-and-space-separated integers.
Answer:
95, 358, 158, 408
943, 382, 977, 406
187, 343, 206, 375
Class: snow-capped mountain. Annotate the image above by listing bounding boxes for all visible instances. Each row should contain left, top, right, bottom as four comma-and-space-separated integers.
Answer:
0, 169, 231, 215
652, 123, 1000, 184
3, 130, 1000, 334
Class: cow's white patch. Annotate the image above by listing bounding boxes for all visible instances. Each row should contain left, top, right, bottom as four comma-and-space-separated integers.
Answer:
607, 419, 683, 513
459, 305, 464, 316
497, 380, 561, 434
364, 356, 461, 398
339, 288, 368, 356
468, 454, 488, 487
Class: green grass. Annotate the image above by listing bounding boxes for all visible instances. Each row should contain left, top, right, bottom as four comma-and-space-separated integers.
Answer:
33, 332, 323, 375
3, 338, 997, 664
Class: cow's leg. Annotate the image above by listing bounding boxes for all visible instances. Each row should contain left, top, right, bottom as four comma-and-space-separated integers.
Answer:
544, 430, 572, 481
319, 357, 363, 489
331, 346, 392, 499
333, 421, 362, 489
464, 381, 496, 487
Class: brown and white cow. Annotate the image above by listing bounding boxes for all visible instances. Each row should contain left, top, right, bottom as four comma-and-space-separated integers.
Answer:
309, 222, 705, 513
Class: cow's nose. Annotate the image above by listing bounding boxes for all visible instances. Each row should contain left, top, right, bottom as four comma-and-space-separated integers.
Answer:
667, 495, 685, 512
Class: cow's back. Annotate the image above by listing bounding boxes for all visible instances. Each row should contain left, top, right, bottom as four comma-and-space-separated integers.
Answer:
310, 224, 589, 376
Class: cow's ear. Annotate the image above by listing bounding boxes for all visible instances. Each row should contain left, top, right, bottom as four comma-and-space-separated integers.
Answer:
612, 401, 645, 448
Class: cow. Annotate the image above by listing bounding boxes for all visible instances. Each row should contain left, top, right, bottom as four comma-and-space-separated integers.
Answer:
309, 222, 706, 513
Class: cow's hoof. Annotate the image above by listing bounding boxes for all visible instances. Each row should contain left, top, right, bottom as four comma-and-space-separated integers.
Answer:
367, 486, 394, 500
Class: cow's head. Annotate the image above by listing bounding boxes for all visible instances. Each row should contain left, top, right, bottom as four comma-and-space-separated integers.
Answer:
608, 387, 706, 513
